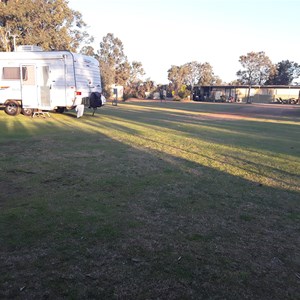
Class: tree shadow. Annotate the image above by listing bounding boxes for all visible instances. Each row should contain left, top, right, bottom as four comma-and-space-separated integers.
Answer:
0, 104, 299, 300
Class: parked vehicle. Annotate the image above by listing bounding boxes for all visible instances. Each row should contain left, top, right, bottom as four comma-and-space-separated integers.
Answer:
274, 97, 299, 104
0, 45, 104, 116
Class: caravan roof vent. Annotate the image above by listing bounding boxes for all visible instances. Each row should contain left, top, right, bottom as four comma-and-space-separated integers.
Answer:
16, 45, 43, 52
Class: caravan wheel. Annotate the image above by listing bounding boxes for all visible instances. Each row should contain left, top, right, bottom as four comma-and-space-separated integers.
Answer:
22, 108, 33, 116
4, 100, 21, 116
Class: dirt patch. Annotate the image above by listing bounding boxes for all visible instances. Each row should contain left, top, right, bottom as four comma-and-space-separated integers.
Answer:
225, 103, 300, 118
126, 98, 300, 120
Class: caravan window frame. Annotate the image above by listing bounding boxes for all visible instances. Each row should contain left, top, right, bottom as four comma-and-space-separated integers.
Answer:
2, 67, 27, 80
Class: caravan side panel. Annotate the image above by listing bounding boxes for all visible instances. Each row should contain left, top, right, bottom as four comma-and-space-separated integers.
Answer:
48, 53, 76, 109
0, 61, 23, 104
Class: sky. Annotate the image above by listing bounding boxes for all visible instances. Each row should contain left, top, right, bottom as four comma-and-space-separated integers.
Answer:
68, 0, 300, 84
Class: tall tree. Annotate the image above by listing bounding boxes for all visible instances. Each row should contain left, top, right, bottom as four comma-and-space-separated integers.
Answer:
168, 61, 218, 98
99, 61, 115, 97
123, 61, 146, 99
236, 51, 273, 85
0, 0, 92, 52
265, 60, 300, 85
197, 62, 216, 85
167, 65, 186, 96
98, 33, 130, 93
129, 61, 145, 84
237, 51, 273, 102
80, 45, 97, 57
182, 61, 201, 94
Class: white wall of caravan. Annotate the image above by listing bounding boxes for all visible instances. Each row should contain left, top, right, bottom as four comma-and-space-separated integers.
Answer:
72, 53, 102, 99
0, 50, 102, 112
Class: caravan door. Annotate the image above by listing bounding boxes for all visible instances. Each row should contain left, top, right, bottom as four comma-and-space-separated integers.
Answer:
21, 65, 51, 110
21, 65, 39, 109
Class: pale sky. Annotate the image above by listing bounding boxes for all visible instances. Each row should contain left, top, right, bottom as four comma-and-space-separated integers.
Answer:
68, 0, 300, 84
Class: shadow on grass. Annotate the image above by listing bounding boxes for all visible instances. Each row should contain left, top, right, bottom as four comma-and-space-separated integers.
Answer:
0, 107, 299, 299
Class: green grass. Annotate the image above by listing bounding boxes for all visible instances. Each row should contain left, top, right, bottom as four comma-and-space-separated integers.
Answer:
0, 101, 299, 299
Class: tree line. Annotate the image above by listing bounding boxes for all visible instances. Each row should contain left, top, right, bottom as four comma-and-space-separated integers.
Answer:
1, 0, 300, 100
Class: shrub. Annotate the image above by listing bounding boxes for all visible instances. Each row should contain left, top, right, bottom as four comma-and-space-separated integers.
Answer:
178, 85, 191, 99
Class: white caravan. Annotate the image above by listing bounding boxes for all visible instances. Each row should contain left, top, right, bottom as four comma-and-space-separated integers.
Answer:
0, 45, 103, 116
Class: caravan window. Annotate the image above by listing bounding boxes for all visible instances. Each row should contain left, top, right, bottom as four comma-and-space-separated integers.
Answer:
3, 67, 27, 80
21, 65, 35, 85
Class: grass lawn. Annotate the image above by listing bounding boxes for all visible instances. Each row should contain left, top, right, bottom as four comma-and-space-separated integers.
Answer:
0, 101, 299, 299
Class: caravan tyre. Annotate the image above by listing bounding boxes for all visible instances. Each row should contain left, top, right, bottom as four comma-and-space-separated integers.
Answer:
21, 108, 33, 116
5, 100, 21, 116
89, 92, 102, 108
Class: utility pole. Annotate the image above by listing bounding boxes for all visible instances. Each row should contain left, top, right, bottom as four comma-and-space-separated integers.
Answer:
8, 32, 18, 51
